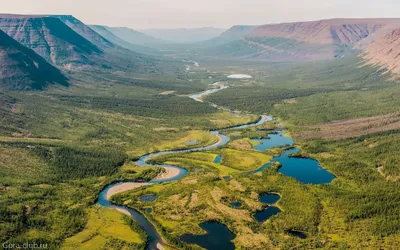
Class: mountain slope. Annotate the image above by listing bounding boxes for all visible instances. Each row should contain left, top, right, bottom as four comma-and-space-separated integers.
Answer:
0, 14, 104, 69
0, 14, 163, 72
203, 19, 400, 61
247, 19, 400, 45
54, 15, 114, 49
202, 25, 257, 46
363, 29, 400, 77
140, 27, 226, 43
89, 25, 159, 53
0, 29, 68, 90
106, 27, 165, 46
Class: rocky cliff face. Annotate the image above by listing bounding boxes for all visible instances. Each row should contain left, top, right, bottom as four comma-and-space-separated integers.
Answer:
0, 29, 68, 90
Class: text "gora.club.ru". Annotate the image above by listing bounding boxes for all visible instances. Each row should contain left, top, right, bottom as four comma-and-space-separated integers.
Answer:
2, 242, 48, 249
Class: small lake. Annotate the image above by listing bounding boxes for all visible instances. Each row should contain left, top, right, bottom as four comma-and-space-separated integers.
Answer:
180, 221, 236, 250
230, 201, 242, 208
251, 131, 294, 151
275, 150, 335, 184
214, 155, 222, 164
251, 131, 335, 184
254, 206, 281, 222
139, 194, 158, 202
287, 230, 307, 239
223, 176, 231, 181
227, 74, 252, 79
259, 193, 280, 205
145, 208, 152, 213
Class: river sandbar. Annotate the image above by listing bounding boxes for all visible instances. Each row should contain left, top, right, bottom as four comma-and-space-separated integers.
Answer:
106, 183, 149, 199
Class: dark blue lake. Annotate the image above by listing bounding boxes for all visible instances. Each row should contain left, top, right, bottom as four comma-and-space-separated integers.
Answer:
259, 193, 280, 205
275, 151, 335, 184
230, 201, 242, 208
251, 131, 335, 184
180, 221, 236, 250
287, 230, 307, 239
254, 206, 281, 222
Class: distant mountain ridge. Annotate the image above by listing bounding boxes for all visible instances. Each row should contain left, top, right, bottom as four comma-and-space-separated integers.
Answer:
247, 18, 400, 46
0, 29, 68, 90
89, 25, 161, 54
201, 18, 400, 61
140, 27, 226, 43
94, 26, 164, 46
201, 25, 257, 46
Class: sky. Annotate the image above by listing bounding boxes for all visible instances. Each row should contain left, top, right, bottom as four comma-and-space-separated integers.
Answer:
2, 0, 400, 29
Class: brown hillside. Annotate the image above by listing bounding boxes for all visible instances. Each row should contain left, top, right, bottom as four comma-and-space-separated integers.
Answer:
363, 28, 400, 77
247, 18, 400, 46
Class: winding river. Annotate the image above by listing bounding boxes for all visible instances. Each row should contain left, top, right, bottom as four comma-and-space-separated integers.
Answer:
97, 79, 334, 249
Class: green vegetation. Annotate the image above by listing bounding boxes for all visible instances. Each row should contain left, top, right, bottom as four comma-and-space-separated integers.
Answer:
0, 63, 260, 249
62, 208, 146, 250
2, 49, 400, 250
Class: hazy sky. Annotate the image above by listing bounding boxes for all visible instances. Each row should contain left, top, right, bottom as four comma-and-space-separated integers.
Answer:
2, 0, 400, 29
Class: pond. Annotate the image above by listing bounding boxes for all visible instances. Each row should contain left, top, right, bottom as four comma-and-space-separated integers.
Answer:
254, 206, 281, 222
251, 131, 294, 151
259, 193, 280, 205
213, 155, 222, 164
286, 230, 307, 239
230, 201, 242, 208
180, 221, 236, 250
